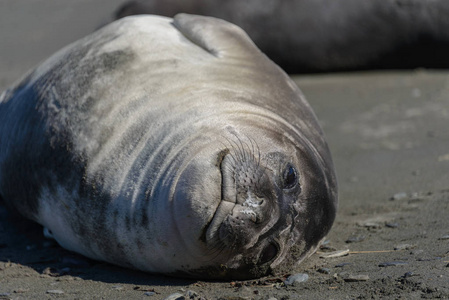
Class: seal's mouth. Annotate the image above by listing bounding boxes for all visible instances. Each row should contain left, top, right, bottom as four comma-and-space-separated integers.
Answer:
204, 151, 238, 244
204, 149, 279, 252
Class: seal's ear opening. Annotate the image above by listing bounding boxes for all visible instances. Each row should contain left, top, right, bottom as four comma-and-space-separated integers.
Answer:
172, 13, 262, 59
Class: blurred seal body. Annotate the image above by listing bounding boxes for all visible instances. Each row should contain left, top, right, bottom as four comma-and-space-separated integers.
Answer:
0, 14, 337, 279
116, 0, 449, 72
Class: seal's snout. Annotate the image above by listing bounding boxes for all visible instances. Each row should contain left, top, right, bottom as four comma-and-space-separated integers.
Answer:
205, 146, 279, 250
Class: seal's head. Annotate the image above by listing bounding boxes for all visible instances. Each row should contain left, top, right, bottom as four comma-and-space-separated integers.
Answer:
149, 14, 338, 279
174, 129, 337, 279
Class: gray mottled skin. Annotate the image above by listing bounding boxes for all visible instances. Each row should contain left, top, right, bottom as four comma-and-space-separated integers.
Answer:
115, 0, 449, 73
0, 14, 337, 279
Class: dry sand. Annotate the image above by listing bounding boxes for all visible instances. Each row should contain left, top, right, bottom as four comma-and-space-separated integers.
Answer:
1, 1, 448, 299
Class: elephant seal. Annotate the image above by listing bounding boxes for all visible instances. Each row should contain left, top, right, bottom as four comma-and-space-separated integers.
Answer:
0, 14, 337, 279
115, 0, 449, 73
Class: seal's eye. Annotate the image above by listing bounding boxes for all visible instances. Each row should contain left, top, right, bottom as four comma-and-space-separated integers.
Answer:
282, 164, 298, 189
258, 243, 278, 264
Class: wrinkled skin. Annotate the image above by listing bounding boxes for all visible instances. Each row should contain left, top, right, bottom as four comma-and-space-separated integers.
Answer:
0, 14, 337, 279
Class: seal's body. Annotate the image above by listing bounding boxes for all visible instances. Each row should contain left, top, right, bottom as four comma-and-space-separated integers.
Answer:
116, 0, 449, 73
0, 14, 337, 279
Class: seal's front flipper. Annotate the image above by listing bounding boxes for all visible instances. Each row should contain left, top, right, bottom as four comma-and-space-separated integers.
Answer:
172, 13, 262, 60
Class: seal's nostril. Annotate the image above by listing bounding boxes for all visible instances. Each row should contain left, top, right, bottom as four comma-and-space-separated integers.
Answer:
258, 242, 278, 264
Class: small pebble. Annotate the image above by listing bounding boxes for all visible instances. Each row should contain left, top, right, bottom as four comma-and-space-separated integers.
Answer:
438, 235, 449, 240
344, 274, 369, 282
112, 286, 123, 291
336, 271, 349, 279
410, 191, 420, 198
319, 244, 337, 252
320, 249, 350, 258
42, 267, 60, 277
394, 244, 415, 251
403, 271, 418, 278
391, 192, 407, 200
410, 249, 424, 255
284, 273, 309, 286
335, 263, 352, 268
144, 292, 156, 296
317, 267, 331, 274
346, 235, 365, 243
0, 293, 11, 297
185, 290, 198, 298
267, 298, 278, 300
385, 222, 399, 228
416, 257, 441, 261
46, 290, 64, 295
379, 261, 408, 267
163, 293, 185, 300
360, 222, 381, 229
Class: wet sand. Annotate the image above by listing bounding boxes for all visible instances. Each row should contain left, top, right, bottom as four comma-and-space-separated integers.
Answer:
1, 1, 448, 299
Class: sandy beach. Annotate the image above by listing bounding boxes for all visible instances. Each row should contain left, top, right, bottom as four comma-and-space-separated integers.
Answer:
1, 1, 448, 299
